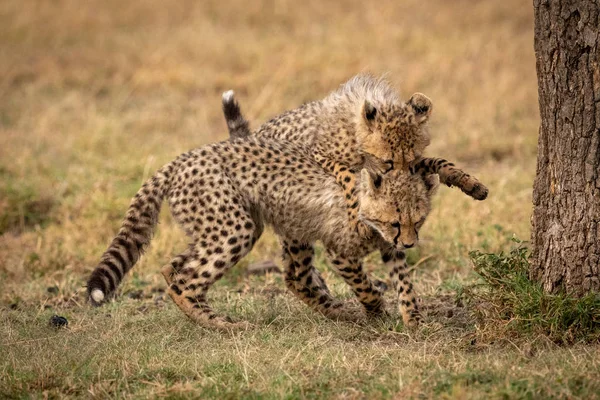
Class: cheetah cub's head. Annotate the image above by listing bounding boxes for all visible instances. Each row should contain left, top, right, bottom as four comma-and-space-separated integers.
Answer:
358, 169, 438, 249
357, 93, 433, 170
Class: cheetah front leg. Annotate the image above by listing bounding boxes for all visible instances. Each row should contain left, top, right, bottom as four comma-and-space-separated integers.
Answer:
380, 248, 422, 327
280, 239, 362, 322
326, 251, 386, 317
333, 164, 375, 239
312, 151, 372, 239
410, 157, 488, 200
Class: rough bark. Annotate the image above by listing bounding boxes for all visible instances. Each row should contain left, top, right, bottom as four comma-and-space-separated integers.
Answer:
532, 0, 600, 295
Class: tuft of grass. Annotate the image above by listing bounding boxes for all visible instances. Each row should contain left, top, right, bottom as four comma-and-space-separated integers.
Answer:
0, 180, 55, 234
466, 240, 600, 343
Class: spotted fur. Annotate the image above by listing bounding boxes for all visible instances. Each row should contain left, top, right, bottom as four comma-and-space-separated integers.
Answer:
222, 88, 487, 201
88, 137, 435, 328
221, 76, 488, 238
220, 75, 432, 238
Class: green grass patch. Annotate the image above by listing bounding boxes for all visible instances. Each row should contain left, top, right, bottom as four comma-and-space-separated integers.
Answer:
0, 178, 55, 234
466, 240, 600, 343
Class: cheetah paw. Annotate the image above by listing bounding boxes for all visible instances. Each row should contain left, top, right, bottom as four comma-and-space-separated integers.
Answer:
210, 316, 255, 331
466, 181, 489, 200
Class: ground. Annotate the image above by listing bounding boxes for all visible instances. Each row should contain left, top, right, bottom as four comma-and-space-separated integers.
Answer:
1, 0, 598, 398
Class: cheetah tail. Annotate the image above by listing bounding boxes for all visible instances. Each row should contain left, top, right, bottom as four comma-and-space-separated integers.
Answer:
222, 90, 251, 139
86, 164, 173, 306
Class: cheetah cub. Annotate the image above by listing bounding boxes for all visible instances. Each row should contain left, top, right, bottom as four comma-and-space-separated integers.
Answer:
87, 137, 436, 329
221, 74, 488, 238
222, 88, 488, 201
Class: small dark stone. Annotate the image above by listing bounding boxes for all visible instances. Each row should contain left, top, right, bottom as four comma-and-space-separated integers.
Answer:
49, 315, 68, 328
126, 290, 143, 300
446, 309, 454, 318
46, 286, 59, 294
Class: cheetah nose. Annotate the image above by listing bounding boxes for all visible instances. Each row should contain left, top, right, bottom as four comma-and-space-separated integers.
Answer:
403, 242, 415, 249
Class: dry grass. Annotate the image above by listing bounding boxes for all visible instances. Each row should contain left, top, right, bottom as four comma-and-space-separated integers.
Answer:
1, 0, 598, 398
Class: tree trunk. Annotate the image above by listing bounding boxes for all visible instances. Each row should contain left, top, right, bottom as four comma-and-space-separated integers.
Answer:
532, 0, 600, 296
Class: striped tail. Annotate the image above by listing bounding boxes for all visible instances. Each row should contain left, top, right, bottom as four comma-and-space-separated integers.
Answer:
222, 90, 251, 140
87, 165, 172, 305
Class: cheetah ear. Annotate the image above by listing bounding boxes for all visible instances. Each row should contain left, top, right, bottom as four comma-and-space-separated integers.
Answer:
408, 93, 432, 124
363, 100, 377, 122
360, 169, 382, 196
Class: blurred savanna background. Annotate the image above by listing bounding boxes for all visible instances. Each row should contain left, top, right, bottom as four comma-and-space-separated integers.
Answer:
1, 0, 598, 398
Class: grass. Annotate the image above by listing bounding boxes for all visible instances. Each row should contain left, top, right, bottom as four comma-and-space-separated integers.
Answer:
466, 240, 600, 344
1, 0, 598, 398
2, 282, 600, 399
0, 178, 55, 235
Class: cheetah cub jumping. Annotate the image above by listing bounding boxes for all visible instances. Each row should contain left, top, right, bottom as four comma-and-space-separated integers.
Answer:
87, 136, 436, 329
221, 74, 488, 238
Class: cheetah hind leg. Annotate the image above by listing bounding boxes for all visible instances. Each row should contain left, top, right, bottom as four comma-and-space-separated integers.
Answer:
161, 247, 194, 285
163, 253, 253, 331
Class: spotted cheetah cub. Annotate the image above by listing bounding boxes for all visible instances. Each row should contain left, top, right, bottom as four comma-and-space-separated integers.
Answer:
87, 137, 436, 329
222, 88, 488, 201
221, 74, 487, 238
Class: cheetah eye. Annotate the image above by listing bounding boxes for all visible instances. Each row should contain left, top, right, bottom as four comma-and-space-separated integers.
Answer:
415, 217, 426, 229
373, 174, 382, 188
367, 218, 387, 226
